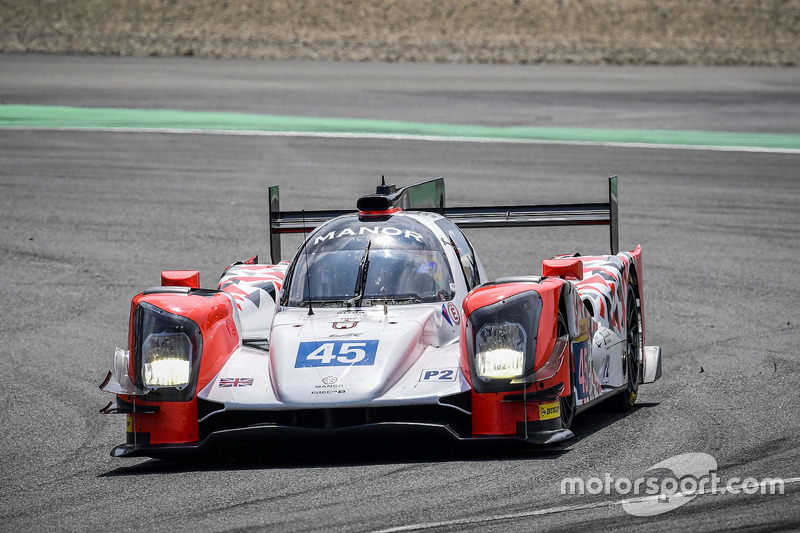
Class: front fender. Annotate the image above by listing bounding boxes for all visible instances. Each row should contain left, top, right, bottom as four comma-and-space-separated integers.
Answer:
107, 287, 241, 447
460, 278, 568, 437
129, 288, 241, 395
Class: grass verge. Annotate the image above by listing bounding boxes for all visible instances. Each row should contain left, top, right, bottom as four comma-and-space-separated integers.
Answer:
1, 0, 798, 65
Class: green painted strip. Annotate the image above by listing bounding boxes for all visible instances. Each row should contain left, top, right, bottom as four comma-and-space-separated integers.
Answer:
1, 104, 800, 151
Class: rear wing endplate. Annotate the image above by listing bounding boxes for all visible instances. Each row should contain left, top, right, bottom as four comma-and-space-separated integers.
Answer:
268, 176, 619, 263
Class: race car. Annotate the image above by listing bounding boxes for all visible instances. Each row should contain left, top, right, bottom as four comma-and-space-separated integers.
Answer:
100, 176, 662, 458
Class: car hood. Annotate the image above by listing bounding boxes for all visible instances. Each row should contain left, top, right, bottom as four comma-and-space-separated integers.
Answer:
268, 304, 458, 406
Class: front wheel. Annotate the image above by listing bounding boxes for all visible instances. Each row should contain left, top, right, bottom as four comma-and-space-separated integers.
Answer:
617, 282, 642, 410
557, 314, 576, 428
560, 383, 576, 429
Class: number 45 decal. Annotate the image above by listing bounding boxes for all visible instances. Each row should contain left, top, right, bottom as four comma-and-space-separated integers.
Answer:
573, 341, 591, 400
295, 340, 379, 368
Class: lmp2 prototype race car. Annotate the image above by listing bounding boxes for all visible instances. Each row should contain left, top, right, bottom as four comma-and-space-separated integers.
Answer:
100, 176, 662, 458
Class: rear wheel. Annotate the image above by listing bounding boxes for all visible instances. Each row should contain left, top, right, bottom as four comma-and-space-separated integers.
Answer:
618, 281, 642, 410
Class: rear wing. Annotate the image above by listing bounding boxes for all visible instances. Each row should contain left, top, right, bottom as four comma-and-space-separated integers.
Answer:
268, 176, 619, 263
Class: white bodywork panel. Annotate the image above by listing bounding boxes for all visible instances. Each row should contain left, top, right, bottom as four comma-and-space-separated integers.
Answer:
199, 305, 469, 411
643, 345, 663, 384
591, 326, 626, 388
218, 262, 289, 341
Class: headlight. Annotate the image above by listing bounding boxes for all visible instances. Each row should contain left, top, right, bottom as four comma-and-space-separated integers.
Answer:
134, 301, 202, 401
466, 290, 542, 393
475, 323, 526, 380
142, 332, 193, 388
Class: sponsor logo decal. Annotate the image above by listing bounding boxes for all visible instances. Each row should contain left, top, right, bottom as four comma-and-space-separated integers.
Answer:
447, 302, 460, 325
420, 368, 457, 382
219, 377, 255, 387
442, 303, 461, 326
332, 320, 358, 329
328, 332, 364, 338
314, 375, 346, 394
295, 340, 379, 367
314, 226, 424, 246
576, 317, 589, 342
539, 401, 561, 420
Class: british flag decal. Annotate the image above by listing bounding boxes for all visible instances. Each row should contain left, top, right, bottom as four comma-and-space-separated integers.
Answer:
218, 377, 254, 387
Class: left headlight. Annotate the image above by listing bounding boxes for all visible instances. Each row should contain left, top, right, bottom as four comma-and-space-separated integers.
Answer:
475, 323, 527, 380
466, 290, 542, 393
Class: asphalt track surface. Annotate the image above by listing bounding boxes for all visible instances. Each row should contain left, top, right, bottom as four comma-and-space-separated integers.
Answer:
1, 54, 799, 532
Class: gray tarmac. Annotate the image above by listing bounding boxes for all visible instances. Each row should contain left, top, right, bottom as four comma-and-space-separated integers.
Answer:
0, 54, 798, 532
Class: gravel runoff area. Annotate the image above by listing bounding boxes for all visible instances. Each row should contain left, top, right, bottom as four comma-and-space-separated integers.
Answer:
1, 0, 798, 65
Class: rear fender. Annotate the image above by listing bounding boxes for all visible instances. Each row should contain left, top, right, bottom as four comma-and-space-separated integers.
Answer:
627, 245, 645, 352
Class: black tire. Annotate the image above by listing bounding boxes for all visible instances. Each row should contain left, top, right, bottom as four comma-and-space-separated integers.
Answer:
557, 314, 576, 429
560, 382, 576, 429
617, 280, 642, 410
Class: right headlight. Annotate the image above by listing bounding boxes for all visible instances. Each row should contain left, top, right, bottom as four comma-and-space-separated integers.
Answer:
142, 331, 193, 389
134, 301, 202, 401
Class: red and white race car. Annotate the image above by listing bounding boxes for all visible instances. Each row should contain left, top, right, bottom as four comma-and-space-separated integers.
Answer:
100, 176, 661, 458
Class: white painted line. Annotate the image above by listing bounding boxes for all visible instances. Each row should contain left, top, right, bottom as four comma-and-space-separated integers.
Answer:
2, 126, 799, 154
371, 476, 800, 532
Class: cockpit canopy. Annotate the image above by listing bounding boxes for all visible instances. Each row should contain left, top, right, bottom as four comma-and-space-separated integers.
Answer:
283, 215, 455, 307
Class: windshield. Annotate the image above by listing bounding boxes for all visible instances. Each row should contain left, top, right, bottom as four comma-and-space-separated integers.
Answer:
284, 215, 455, 307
